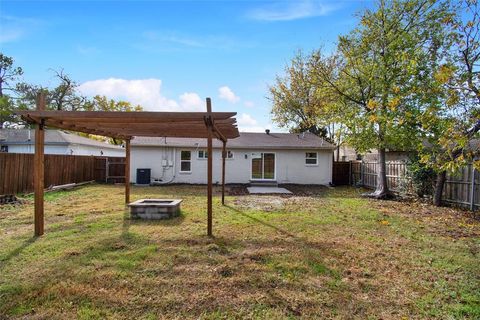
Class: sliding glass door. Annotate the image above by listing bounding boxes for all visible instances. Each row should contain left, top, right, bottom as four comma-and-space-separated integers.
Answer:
251, 153, 275, 180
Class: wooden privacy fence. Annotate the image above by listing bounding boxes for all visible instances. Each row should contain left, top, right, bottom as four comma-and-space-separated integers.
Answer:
350, 161, 408, 191
332, 161, 351, 185
0, 153, 125, 196
347, 161, 479, 211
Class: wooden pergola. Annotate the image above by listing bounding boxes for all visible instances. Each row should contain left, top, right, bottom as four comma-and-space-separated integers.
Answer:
16, 93, 239, 237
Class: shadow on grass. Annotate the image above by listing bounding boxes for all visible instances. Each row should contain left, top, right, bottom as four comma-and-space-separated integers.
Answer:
225, 204, 296, 239
0, 237, 37, 272
121, 207, 186, 242
224, 203, 341, 267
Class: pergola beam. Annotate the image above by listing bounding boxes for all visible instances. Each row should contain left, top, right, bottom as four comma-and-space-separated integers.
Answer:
48, 120, 128, 140
55, 118, 237, 128
57, 122, 237, 131
18, 110, 236, 123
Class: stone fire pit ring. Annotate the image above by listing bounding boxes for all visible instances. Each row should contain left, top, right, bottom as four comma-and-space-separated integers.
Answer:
128, 199, 183, 220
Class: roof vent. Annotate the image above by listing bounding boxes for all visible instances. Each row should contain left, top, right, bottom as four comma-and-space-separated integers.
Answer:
265, 129, 270, 135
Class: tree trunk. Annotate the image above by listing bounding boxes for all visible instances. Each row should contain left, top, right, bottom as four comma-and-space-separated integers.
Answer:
373, 147, 389, 198
433, 171, 446, 207
364, 147, 390, 199
336, 145, 340, 161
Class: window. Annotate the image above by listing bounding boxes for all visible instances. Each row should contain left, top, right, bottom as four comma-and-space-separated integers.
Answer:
180, 151, 191, 172
305, 152, 318, 165
199, 150, 233, 159
197, 150, 208, 159
0, 145, 8, 153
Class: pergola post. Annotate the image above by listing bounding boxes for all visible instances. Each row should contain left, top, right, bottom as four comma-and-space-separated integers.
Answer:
222, 141, 226, 205
125, 139, 131, 204
34, 92, 46, 236
206, 98, 213, 237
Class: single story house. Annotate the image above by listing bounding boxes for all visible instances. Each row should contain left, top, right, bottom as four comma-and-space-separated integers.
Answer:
0, 129, 125, 157
130, 131, 335, 185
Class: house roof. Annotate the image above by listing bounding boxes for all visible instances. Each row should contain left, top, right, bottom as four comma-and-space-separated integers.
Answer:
0, 129, 124, 150
131, 132, 335, 150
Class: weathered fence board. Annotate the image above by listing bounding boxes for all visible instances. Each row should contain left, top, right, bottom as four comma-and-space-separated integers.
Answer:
350, 161, 479, 210
0, 153, 125, 196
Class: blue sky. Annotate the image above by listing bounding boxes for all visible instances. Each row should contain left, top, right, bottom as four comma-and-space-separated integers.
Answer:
0, 0, 371, 132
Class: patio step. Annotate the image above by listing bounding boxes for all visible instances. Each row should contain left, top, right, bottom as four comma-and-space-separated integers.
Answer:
249, 181, 278, 187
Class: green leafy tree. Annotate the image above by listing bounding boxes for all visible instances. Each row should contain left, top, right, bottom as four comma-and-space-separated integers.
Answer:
418, 0, 480, 206
269, 51, 346, 156
84, 95, 143, 113
83, 95, 143, 144
0, 53, 23, 128
310, 0, 449, 198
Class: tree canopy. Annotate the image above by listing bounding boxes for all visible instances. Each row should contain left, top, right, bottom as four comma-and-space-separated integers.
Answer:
270, 0, 453, 198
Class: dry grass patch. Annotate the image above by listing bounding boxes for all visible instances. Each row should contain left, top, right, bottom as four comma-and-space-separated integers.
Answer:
0, 185, 479, 319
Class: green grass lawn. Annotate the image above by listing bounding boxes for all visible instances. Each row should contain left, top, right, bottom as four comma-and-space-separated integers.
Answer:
0, 184, 479, 319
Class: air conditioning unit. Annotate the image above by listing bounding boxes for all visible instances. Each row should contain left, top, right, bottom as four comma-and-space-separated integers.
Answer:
136, 168, 151, 185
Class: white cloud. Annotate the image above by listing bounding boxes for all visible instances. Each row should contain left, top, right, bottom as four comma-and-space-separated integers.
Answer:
139, 31, 247, 52
143, 31, 204, 48
179, 92, 203, 111
218, 86, 240, 103
238, 113, 257, 126
244, 100, 255, 108
247, 0, 337, 22
237, 113, 267, 132
78, 78, 204, 112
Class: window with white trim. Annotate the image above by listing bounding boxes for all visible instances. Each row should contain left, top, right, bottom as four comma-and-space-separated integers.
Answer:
198, 150, 208, 159
305, 152, 318, 165
180, 151, 191, 172
0, 145, 8, 153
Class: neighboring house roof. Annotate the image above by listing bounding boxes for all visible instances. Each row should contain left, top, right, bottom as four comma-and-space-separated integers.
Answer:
131, 132, 335, 150
0, 129, 123, 150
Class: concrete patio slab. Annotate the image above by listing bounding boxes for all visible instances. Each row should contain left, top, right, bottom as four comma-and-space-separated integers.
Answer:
247, 187, 292, 194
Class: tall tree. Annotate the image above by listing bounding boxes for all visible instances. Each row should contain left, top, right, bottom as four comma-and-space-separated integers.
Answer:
311, 0, 449, 198
0, 54, 23, 128
419, 0, 480, 206
0, 53, 23, 96
16, 69, 86, 111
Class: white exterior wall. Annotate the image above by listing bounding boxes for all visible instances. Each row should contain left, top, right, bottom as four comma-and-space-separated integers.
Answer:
6, 144, 68, 154
3, 144, 124, 157
130, 146, 332, 185
68, 144, 125, 157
